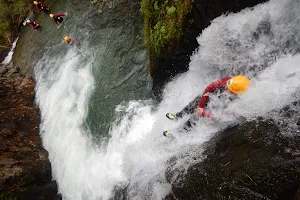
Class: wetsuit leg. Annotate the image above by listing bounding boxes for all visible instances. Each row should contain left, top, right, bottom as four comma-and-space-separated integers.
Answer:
180, 114, 199, 132
175, 95, 202, 118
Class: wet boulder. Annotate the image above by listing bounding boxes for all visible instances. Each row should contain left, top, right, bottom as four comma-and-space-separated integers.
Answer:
165, 121, 300, 200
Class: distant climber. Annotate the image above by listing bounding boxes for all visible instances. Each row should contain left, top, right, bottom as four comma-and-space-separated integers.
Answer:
64, 36, 77, 44
163, 75, 250, 137
49, 13, 67, 26
33, 1, 50, 13
26, 19, 41, 30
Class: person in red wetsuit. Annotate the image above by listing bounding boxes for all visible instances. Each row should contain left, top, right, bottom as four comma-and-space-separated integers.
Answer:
49, 13, 67, 26
33, 1, 50, 13
163, 75, 250, 136
26, 19, 41, 30
64, 36, 77, 45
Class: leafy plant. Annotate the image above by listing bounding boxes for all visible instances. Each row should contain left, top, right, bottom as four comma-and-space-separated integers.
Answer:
166, 6, 176, 16
140, 0, 192, 55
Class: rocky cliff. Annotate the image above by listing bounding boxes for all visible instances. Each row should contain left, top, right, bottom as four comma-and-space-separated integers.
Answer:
0, 63, 59, 200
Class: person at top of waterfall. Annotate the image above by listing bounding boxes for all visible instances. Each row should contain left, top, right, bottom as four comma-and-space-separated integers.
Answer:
64, 36, 77, 45
163, 75, 250, 137
49, 13, 67, 26
33, 1, 50, 13
26, 19, 40, 30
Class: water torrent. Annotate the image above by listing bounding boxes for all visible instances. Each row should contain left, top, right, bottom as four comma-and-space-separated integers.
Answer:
14, 0, 300, 199
2, 38, 18, 65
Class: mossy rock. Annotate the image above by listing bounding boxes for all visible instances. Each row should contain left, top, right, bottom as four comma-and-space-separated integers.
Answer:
141, 0, 192, 56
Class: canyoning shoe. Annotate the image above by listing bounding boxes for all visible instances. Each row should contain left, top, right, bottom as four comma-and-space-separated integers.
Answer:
163, 130, 172, 137
166, 113, 177, 120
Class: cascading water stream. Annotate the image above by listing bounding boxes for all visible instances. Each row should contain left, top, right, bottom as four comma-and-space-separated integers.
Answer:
31, 0, 300, 199
2, 38, 18, 65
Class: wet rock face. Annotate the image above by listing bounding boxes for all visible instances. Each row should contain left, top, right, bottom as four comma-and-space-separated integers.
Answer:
0, 63, 59, 199
165, 121, 300, 200
0, 50, 9, 64
152, 0, 268, 98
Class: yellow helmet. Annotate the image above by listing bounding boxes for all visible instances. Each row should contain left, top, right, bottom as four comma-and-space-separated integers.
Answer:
64, 36, 70, 42
226, 75, 250, 94
33, 1, 38, 5
49, 14, 54, 18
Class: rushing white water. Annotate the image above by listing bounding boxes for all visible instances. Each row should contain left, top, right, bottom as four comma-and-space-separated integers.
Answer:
2, 38, 18, 65
34, 0, 300, 199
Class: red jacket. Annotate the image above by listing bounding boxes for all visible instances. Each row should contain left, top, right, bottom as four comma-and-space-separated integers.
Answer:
198, 77, 231, 117
28, 20, 40, 29
35, 2, 45, 11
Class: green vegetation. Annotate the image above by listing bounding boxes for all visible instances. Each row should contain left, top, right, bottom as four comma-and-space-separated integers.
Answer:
0, 0, 32, 46
0, 193, 17, 200
140, 0, 192, 55
0, 185, 31, 200
91, 0, 113, 15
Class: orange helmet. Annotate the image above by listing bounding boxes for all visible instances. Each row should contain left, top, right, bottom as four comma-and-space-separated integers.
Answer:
64, 36, 70, 42
226, 75, 250, 94
33, 1, 38, 5
49, 14, 54, 18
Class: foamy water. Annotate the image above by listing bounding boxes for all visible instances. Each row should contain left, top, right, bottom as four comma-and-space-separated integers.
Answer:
34, 0, 300, 199
2, 38, 18, 65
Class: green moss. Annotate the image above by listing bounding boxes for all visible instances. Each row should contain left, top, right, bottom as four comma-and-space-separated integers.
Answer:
0, 0, 32, 47
0, 21, 10, 45
140, 0, 192, 55
0, 193, 17, 200
0, 21, 10, 35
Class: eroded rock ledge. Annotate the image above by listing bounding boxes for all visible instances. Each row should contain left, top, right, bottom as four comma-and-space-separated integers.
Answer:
165, 121, 300, 200
0, 63, 59, 199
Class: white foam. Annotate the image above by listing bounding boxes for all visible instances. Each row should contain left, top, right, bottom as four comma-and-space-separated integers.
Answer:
228, 54, 300, 118
2, 38, 18, 65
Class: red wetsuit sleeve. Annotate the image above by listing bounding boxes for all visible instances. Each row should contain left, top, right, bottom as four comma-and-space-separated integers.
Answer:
198, 77, 231, 109
55, 14, 66, 17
